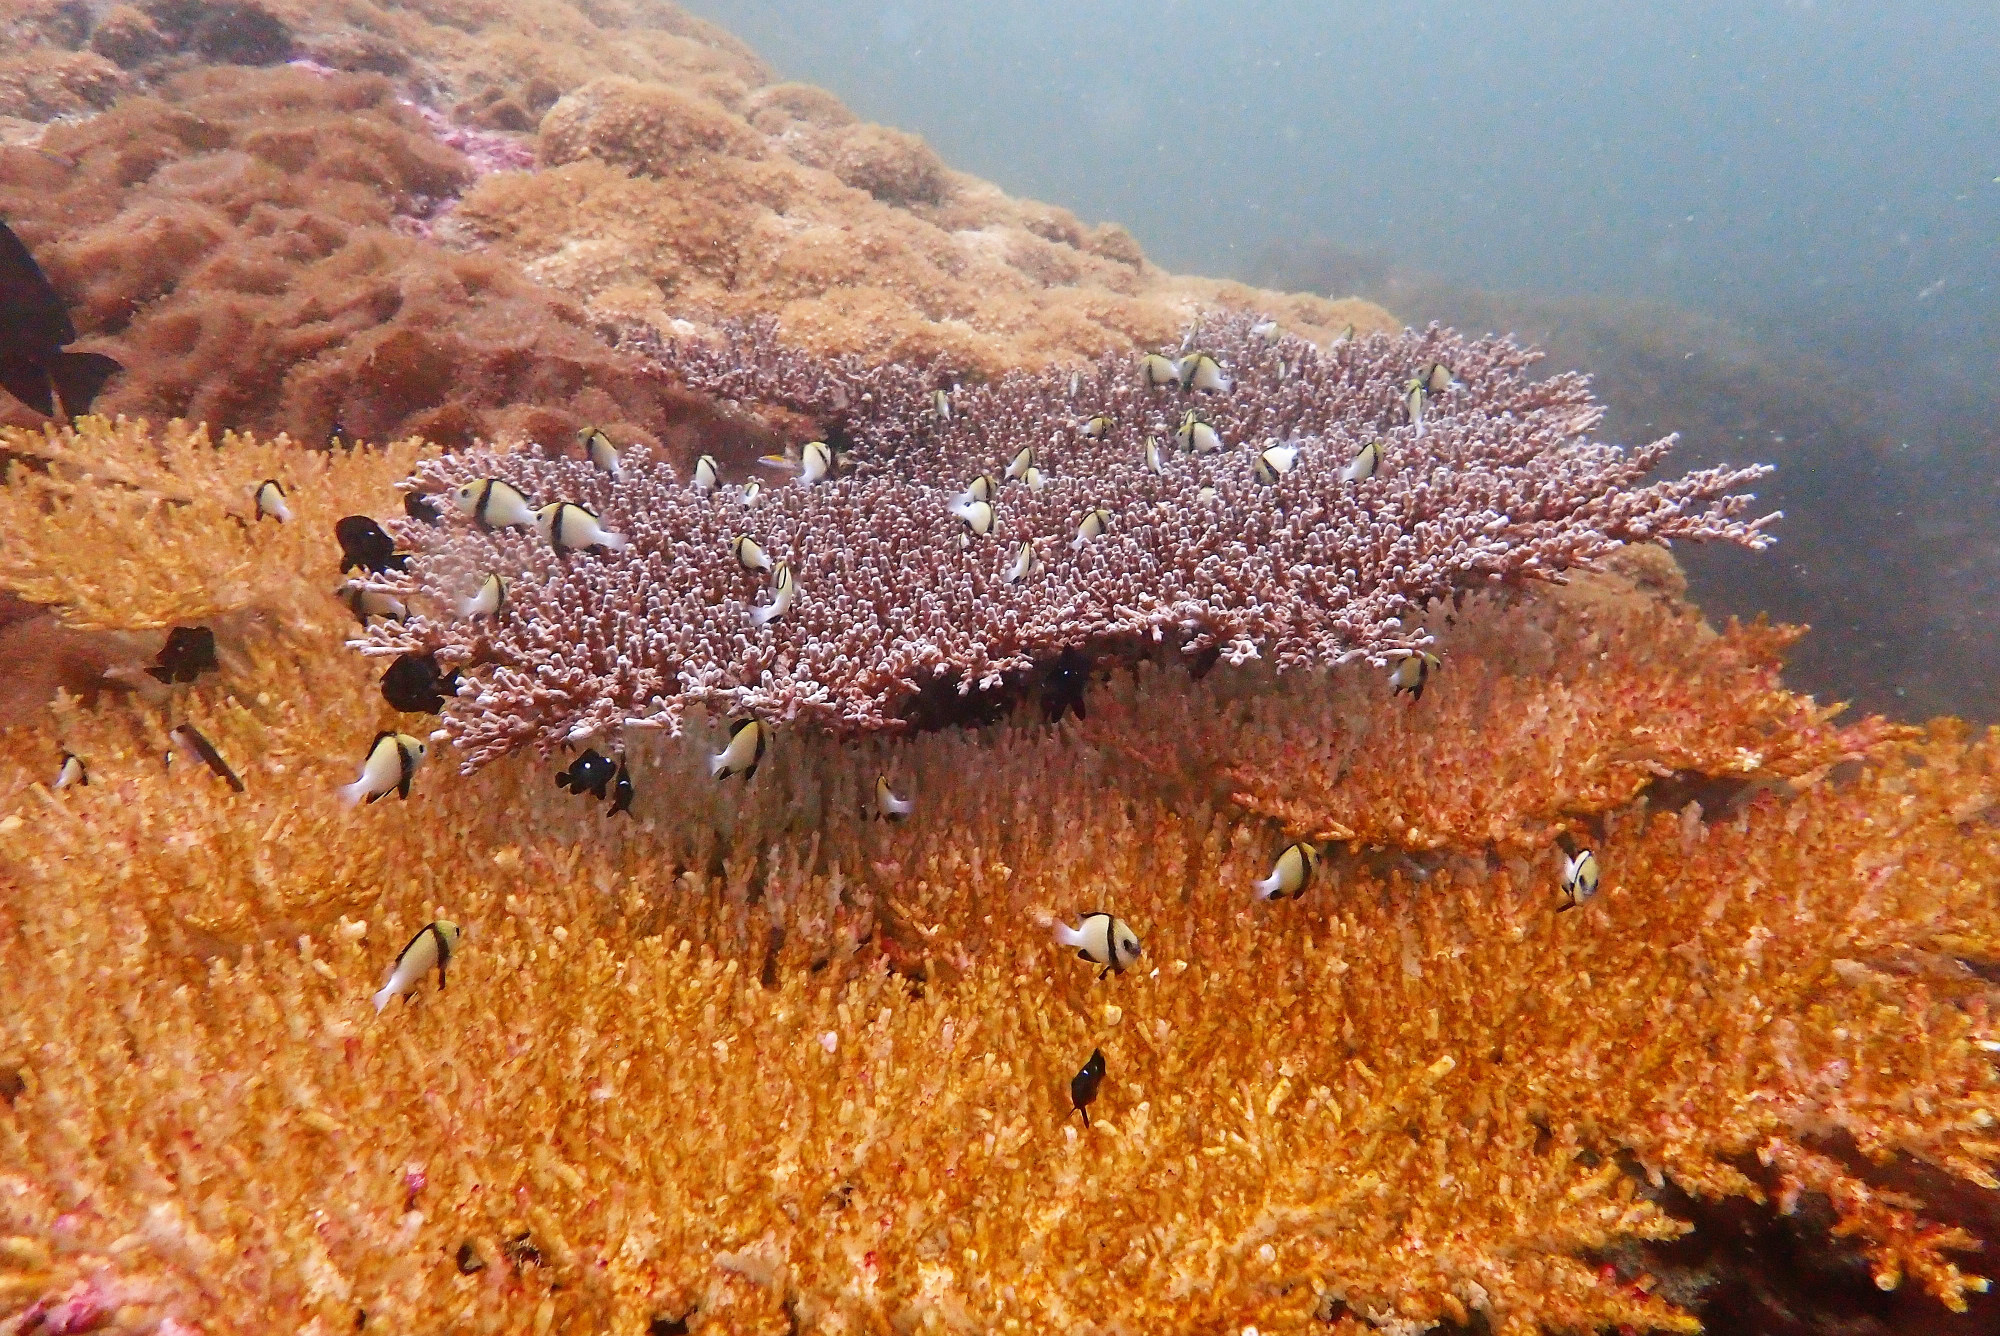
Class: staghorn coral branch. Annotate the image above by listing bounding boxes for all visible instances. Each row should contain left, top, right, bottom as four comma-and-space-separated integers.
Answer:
369, 315, 1778, 766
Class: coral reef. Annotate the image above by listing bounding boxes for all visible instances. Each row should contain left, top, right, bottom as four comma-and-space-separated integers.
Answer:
0, 0, 1394, 446
358, 316, 1774, 763
2, 418, 1996, 1336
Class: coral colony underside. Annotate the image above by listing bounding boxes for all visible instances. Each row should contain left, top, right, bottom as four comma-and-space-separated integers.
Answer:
0, 1, 1997, 1333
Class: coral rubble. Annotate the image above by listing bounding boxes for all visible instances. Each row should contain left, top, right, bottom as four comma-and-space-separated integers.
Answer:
1, 418, 1995, 1335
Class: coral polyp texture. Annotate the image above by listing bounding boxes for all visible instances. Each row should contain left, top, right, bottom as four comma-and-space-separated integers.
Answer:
364, 316, 1777, 765
3, 418, 1999, 1335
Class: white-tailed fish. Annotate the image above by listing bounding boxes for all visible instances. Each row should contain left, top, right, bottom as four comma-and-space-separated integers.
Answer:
1138, 353, 1181, 388
1405, 379, 1426, 435
1143, 436, 1165, 475
693, 455, 720, 495
1178, 352, 1231, 394
1341, 440, 1382, 482
751, 562, 794, 625
709, 718, 766, 780
1005, 445, 1036, 481
740, 479, 761, 505
453, 478, 536, 529
951, 498, 996, 536
1417, 361, 1453, 394
1251, 319, 1280, 343
54, 751, 85, 789
1078, 414, 1114, 438
932, 388, 953, 421
373, 920, 461, 1012
1253, 441, 1301, 484
1068, 369, 1081, 398
1558, 849, 1601, 913
1071, 507, 1111, 550
1005, 538, 1041, 583
732, 534, 773, 573
798, 439, 832, 487
873, 775, 913, 820
957, 473, 998, 506
336, 580, 408, 624
578, 426, 621, 479
458, 572, 508, 619
1022, 465, 1046, 491
537, 502, 628, 553
341, 730, 426, 805
1053, 912, 1141, 979
253, 478, 292, 523
1175, 410, 1221, 454
1388, 649, 1441, 701
1254, 841, 1318, 901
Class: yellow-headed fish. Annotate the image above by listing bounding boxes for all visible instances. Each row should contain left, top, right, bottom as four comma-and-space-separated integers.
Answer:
1005, 445, 1036, 481
454, 477, 537, 529
1388, 649, 1441, 701
732, 534, 774, 573
692, 455, 720, 495
1022, 465, 1047, 491
537, 502, 628, 553
253, 478, 292, 523
1004, 538, 1041, 584
1071, 507, 1112, 550
342, 730, 426, 805
873, 775, 914, 820
1178, 352, 1232, 394
951, 498, 996, 536
1417, 361, 1454, 394
957, 473, 998, 505
578, 426, 621, 479
740, 478, 761, 505
933, 388, 953, 421
1404, 379, 1426, 435
751, 562, 795, 626
709, 717, 766, 780
1053, 912, 1142, 979
1138, 353, 1181, 388
1253, 441, 1301, 484
799, 439, 832, 487
1078, 414, 1115, 438
1254, 841, 1318, 901
1143, 436, 1165, 475
1341, 440, 1382, 482
1175, 409, 1221, 454
1251, 318, 1280, 343
1557, 849, 1601, 913
373, 920, 461, 1012
458, 572, 508, 619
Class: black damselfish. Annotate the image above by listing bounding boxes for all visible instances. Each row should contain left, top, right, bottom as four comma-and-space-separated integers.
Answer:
380, 652, 461, 714
1070, 1048, 1106, 1127
556, 748, 616, 800
335, 515, 408, 574
0, 219, 122, 419
147, 625, 218, 684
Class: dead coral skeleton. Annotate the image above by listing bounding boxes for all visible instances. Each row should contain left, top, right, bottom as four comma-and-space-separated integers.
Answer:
366, 313, 1778, 767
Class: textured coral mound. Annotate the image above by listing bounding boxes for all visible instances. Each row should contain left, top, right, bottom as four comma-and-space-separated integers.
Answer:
3, 419, 1997, 1335
0, 0, 1391, 445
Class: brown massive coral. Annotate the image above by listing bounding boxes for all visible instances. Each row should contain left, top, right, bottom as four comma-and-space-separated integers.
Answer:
2, 418, 1997, 1335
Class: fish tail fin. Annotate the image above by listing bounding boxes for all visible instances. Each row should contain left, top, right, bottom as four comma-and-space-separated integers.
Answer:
339, 776, 368, 806
1252, 873, 1280, 901
1052, 923, 1083, 949
372, 983, 394, 1012
708, 753, 728, 779
599, 531, 629, 552
47, 350, 123, 419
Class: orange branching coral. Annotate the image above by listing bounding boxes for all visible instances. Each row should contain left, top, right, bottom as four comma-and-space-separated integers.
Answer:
1085, 547, 1904, 855
2, 421, 1998, 1334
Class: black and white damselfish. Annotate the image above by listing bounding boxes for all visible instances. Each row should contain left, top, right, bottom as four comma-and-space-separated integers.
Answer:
0, 220, 122, 419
